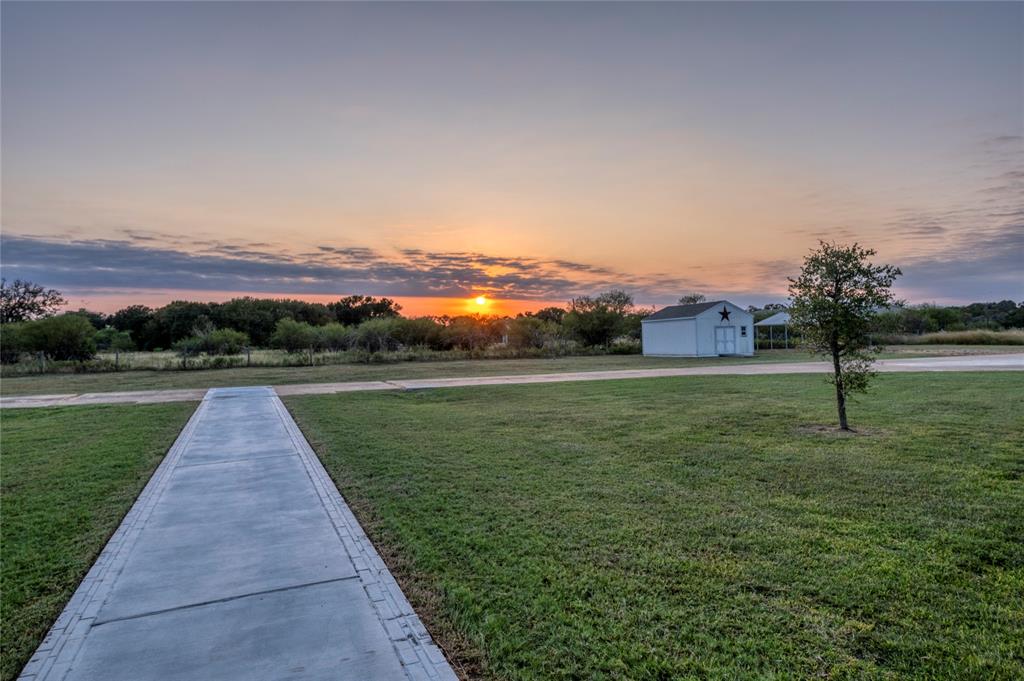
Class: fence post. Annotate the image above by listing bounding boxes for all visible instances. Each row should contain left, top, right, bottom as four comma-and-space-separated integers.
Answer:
246, 346, 251, 367
115, 349, 120, 371
38, 351, 45, 374
308, 345, 314, 366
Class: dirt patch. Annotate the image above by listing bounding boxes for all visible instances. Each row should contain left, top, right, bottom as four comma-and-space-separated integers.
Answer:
795, 424, 888, 437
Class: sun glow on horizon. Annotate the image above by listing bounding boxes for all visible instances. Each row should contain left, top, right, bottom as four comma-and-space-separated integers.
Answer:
475, 295, 487, 306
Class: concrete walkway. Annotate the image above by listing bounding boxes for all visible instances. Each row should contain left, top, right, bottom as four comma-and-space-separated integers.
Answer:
4, 353, 1022, 409
19, 387, 456, 681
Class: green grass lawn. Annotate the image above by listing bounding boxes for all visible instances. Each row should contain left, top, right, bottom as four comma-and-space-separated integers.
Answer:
286, 373, 1024, 680
0, 403, 197, 681
1, 345, 1018, 397
0, 352, 799, 396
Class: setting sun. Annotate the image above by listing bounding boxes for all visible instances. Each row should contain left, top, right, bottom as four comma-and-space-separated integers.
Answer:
475, 295, 487, 306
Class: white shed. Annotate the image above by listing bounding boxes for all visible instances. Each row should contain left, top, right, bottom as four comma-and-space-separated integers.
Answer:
641, 301, 755, 357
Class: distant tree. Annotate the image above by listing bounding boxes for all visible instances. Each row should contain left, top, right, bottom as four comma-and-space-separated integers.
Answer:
788, 242, 901, 431
678, 293, 707, 305
149, 301, 214, 349
109, 305, 155, 347
595, 289, 635, 315
275, 299, 333, 327
72, 308, 108, 330
1006, 302, 1024, 329
211, 297, 279, 346
328, 296, 402, 326
533, 306, 566, 324
0, 279, 66, 323
563, 290, 635, 347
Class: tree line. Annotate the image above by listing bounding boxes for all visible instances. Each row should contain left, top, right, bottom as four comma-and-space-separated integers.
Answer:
0, 281, 653, 362
1, 277, 1021, 364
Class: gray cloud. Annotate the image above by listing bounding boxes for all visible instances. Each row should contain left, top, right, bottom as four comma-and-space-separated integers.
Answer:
3, 216, 1020, 307
896, 223, 1024, 301
0, 233, 709, 302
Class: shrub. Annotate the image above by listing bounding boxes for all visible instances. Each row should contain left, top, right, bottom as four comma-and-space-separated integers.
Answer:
270, 318, 319, 353
171, 336, 203, 357
393, 317, 447, 349
442, 315, 504, 350
173, 327, 249, 356
508, 316, 559, 350
350, 318, 400, 353
0, 322, 26, 364
95, 326, 136, 352
608, 337, 642, 354
316, 323, 352, 351
206, 328, 249, 355
17, 314, 97, 361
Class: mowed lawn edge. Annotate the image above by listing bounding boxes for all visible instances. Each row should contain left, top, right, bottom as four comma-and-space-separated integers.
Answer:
286, 373, 1024, 680
0, 402, 198, 681
3, 345, 1019, 397
0, 352, 803, 397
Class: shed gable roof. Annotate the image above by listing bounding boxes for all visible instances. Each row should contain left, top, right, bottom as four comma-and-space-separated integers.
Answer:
644, 301, 725, 321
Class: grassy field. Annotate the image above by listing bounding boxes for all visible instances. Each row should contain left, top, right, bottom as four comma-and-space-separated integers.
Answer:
1, 345, 1018, 397
0, 403, 197, 681
287, 373, 1024, 680
0, 352, 798, 395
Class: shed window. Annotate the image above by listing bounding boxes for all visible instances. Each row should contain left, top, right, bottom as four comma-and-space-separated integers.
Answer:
740, 325, 748, 337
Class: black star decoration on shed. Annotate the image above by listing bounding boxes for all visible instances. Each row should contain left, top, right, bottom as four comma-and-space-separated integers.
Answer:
719, 306, 731, 321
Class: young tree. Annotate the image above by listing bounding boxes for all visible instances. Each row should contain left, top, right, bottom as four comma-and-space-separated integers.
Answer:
0, 279, 66, 323
788, 242, 901, 431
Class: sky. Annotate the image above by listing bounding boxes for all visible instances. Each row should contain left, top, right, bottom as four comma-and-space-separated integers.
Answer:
2, 1, 1021, 316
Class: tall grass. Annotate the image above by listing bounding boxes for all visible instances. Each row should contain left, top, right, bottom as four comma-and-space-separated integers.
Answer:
0, 342, 639, 377
879, 329, 1024, 345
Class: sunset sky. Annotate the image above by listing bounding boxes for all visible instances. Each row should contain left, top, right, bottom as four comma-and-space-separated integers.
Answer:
2, 1, 1021, 316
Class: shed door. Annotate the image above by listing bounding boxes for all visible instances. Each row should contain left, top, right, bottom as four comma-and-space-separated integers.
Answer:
714, 326, 736, 355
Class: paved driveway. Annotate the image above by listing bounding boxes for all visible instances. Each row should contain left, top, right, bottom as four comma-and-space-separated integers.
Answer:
20, 387, 456, 681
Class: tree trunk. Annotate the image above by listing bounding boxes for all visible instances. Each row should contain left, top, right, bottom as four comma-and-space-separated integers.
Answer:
831, 347, 849, 430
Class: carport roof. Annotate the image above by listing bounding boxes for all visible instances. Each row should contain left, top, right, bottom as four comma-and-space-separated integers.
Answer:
755, 312, 791, 326
644, 301, 724, 321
